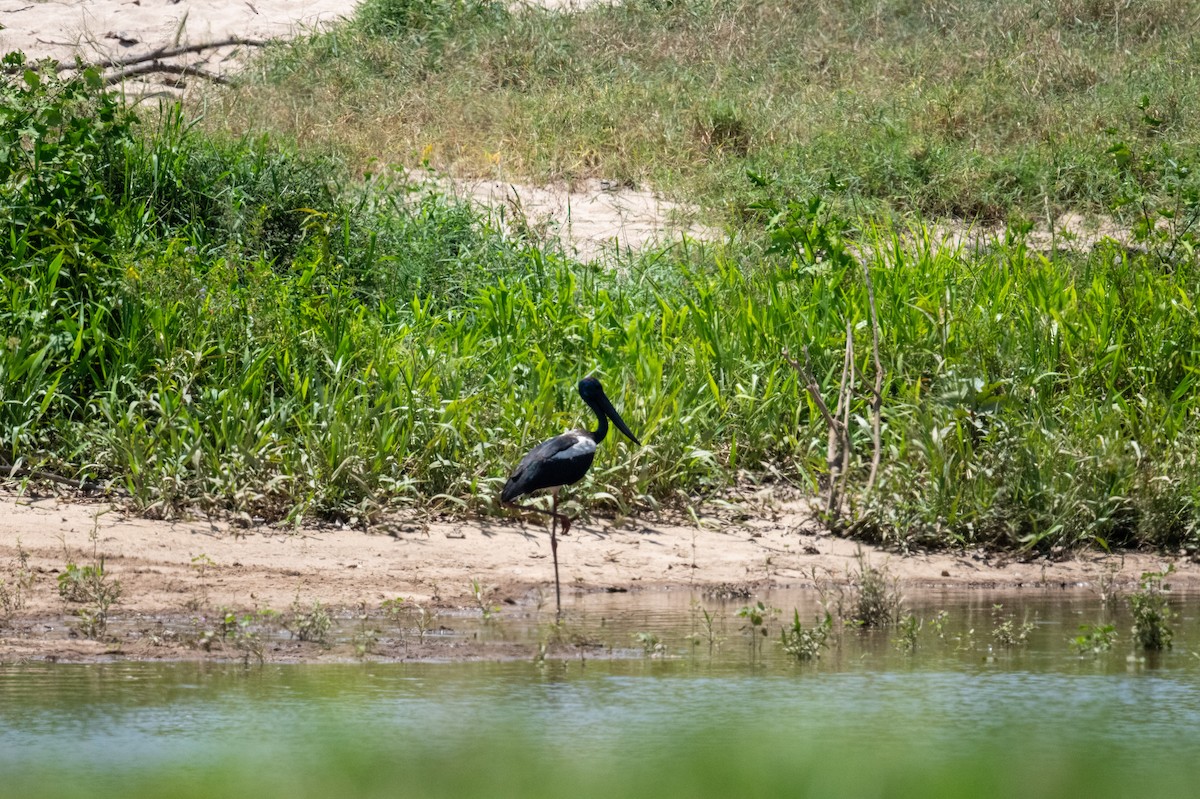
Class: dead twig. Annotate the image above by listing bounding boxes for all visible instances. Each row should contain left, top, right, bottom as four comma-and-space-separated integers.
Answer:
862, 262, 883, 496
784, 266, 885, 524
102, 62, 231, 86
3, 37, 266, 78
833, 322, 854, 519
783, 328, 853, 521
784, 347, 838, 429
89, 37, 267, 70
1, 460, 102, 493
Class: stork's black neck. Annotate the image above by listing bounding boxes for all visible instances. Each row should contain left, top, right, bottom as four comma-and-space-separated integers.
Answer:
585, 397, 608, 443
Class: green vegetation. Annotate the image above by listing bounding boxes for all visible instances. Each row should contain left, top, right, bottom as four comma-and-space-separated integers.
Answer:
737, 601, 776, 637
780, 609, 831, 661
632, 630, 664, 656
1129, 567, 1175, 651
286, 600, 334, 646
469, 578, 501, 620
893, 611, 921, 652
54, 515, 123, 639
990, 604, 1036, 648
214, 0, 1200, 223
848, 550, 902, 627
192, 608, 279, 664
4, 2, 1200, 555
56, 561, 114, 603
1072, 623, 1117, 656
381, 595, 438, 642
687, 601, 723, 650
0, 540, 33, 623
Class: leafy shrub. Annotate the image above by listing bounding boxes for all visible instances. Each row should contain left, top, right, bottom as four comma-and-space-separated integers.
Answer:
0, 54, 136, 259
1108, 125, 1200, 271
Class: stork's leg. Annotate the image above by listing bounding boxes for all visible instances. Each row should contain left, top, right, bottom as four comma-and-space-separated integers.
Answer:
502, 494, 571, 615
550, 489, 561, 616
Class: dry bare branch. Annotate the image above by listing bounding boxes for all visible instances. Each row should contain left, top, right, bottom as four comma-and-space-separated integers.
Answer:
1, 460, 101, 492
862, 262, 884, 495
3, 37, 266, 76
833, 322, 854, 519
103, 62, 231, 86
783, 321, 856, 523
783, 347, 837, 429
89, 37, 267, 70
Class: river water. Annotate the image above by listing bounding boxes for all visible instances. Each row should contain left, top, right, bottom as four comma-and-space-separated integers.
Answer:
2, 588, 1198, 798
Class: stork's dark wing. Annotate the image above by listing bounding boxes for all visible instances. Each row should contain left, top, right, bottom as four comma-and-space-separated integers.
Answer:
501, 432, 597, 502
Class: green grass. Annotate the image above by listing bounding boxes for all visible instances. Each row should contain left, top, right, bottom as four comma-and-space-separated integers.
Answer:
3, 41, 1200, 552
210, 0, 1200, 224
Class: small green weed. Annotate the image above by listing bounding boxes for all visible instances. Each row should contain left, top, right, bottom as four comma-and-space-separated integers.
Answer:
381, 596, 407, 621
1072, 623, 1118, 656
287, 600, 334, 646
1129, 567, 1175, 651
954, 626, 979, 652
352, 603, 380, 659
227, 608, 277, 665
470, 578, 500, 621
193, 608, 277, 665
738, 601, 778, 659
383, 597, 438, 642
58, 562, 104, 603
737, 601, 776, 637
187, 553, 218, 611
929, 610, 951, 640
380, 596, 411, 648
893, 612, 922, 653
780, 611, 832, 662
632, 631, 664, 657
0, 541, 34, 623
58, 549, 122, 640
849, 550, 902, 628
67, 516, 122, 639
990, 604, 1036, 648
687, 602, 723, 651
190, 554, 217, 577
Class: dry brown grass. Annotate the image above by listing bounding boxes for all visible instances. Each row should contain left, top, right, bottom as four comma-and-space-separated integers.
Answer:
198, 1, 1194, 222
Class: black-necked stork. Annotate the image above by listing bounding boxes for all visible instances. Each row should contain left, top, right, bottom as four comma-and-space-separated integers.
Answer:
501, 375, 641, 613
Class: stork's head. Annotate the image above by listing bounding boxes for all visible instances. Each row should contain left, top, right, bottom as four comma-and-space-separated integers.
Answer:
578, 375, 641, 446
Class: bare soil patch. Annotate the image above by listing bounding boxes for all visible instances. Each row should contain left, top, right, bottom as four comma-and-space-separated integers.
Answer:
0, 0, 353, 91
444, 176, 716, 260
3, 491, 1196, 663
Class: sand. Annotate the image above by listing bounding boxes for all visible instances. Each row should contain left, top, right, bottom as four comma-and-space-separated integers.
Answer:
2, 488, 1195, 662
0, 0, 354, 75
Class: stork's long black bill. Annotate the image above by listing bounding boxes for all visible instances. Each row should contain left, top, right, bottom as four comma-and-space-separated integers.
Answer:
599, 392, 641, 445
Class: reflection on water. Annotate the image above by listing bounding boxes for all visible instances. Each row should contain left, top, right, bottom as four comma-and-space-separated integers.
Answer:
2, 589, 1199, 792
